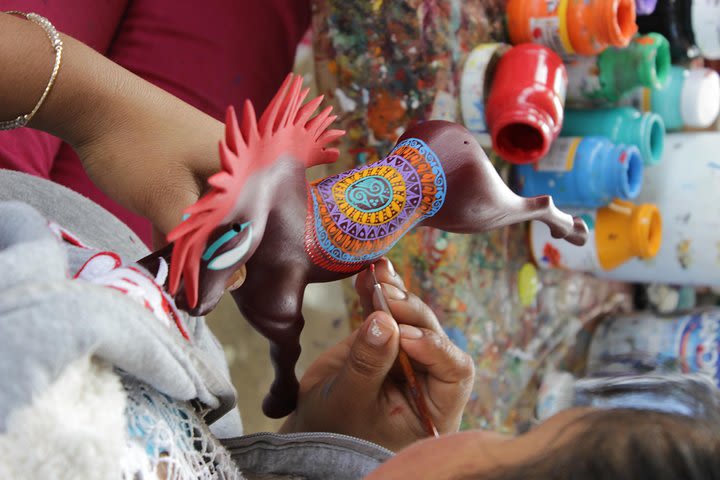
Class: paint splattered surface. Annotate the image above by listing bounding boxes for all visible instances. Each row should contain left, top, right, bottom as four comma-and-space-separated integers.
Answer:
312, 0, 634, 433
312, 0, 506, 165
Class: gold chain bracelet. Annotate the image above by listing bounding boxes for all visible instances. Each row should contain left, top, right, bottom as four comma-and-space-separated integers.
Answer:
0, 11, 63, 130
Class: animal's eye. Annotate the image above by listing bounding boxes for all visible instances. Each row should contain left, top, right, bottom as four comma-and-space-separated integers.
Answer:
202, 221, 251, 262
207, 223, 254, 271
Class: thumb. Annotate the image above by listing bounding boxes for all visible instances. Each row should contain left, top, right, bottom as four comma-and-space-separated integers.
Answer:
332, 312, 399, 406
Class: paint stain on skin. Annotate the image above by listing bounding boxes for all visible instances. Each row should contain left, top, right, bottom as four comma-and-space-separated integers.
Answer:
370, 318, 383, 337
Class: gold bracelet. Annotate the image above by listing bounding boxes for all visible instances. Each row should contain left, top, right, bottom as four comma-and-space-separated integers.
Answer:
0, 11, 63, 130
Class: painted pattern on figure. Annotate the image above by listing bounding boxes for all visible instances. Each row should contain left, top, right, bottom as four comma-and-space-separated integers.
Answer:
305, 138, 447, 272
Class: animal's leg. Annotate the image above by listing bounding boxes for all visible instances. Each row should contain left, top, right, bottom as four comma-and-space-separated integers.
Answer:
231, 275, 306, 419
252, 307, 305, 419
511, 196, 588, 246
433, 194, 587, 245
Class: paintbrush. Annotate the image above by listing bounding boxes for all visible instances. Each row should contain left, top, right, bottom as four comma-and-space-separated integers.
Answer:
370, 264, 440, 438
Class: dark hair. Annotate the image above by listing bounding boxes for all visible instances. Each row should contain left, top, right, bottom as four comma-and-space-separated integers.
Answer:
467, 409, 720, 480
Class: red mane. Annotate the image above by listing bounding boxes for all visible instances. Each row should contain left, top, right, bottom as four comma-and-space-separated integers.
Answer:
167, 74, 345, 307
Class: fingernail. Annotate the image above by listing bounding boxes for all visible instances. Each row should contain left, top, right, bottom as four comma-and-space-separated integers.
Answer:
384, 257, 397, 277
382, 283, 407, 301
382, 258, 406, 289
400, 324, 423, 339
366, 315, 393, 347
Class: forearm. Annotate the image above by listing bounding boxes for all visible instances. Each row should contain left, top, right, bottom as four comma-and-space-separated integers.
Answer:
1, 12, 116, 145
0, 12, 223, 233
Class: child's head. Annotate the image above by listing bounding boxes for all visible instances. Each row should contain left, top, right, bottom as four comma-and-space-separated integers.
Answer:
367, 407, 720, 479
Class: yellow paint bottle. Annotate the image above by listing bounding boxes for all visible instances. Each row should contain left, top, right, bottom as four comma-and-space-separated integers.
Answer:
530, 199, 662, 273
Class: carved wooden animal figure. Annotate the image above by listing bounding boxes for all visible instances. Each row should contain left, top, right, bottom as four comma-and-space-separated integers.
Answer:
148, 74, 588, 419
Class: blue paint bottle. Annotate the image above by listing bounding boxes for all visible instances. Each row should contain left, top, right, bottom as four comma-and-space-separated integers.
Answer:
561, 106, 665, 166
515, 136, 644, 208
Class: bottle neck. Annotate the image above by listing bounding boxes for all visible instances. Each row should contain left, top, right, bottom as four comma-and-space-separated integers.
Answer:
595, 144, 644, 201
601, 34, 671, 99
628, 203, 663, 259
636, 34, 671, 88
614, 109, 665, 166
592, 0, 638, 48
596, 200, 662, 270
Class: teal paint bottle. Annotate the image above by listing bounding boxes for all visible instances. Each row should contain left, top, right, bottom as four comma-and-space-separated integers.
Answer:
561, 106, 665, 165
515, 136, 644, 208
621, 66, 720, 130
565, 33, 671, 107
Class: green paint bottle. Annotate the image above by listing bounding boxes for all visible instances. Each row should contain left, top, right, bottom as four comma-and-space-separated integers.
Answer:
565, 33, 671, 107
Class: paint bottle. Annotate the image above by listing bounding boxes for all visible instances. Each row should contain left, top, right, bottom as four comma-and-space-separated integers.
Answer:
459, 43, 509, 148
561, 107, 665, 166
565, 33, 671, 107
586, 309, 720, 388
637, 0, 720, 62
506, 0, 638, 57
635, 0, 658, 15
515, 137, 643, 208
484, 43, 567, 165
620, 66, 720, 131
529, 199, 662, 273
537, 371, 720, 422
599, 133, 720, 287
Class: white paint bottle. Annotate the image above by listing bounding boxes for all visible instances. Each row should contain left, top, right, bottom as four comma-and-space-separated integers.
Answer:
598, 132, 720, 287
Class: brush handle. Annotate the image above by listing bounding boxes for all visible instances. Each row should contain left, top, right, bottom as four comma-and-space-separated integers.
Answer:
396, 348, 440, 438
372, 283, 439, 438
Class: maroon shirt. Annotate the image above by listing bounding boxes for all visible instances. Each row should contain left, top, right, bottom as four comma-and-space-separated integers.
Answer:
0, 0, 311, 246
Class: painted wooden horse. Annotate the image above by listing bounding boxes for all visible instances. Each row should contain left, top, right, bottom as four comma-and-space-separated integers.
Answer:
142, 74, 588, 419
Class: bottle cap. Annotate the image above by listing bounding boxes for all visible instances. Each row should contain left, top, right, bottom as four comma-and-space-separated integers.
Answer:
681, 68, 720, 128
691, 1, 720, 59
634, 0, 657, 15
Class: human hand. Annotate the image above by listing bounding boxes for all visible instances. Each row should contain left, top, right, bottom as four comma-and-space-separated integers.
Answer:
0, 13, 222, 240
279, 258, 474, 451
63, 39, 223, 239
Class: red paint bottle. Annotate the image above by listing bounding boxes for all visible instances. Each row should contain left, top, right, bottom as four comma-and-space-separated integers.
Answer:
485, 43, 567, 164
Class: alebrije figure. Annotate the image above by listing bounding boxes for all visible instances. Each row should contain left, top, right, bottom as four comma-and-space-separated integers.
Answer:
141, 74, 588, 419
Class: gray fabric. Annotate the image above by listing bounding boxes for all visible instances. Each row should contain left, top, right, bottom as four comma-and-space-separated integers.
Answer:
0, 168, 147, 259
0, 197, 240, 436
0, 171, 393, 478
0, 169, 243, 437
223, 433, 392, 480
